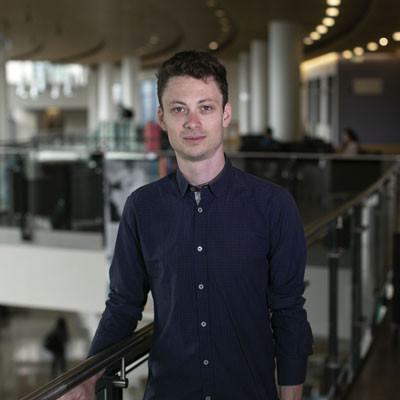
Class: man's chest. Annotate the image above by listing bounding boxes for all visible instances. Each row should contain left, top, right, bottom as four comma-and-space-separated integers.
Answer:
136, 195, 271, 285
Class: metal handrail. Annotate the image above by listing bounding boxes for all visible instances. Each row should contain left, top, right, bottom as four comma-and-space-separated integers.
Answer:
2, 143, 400, 161
20, 323, 154, 400
228, 150, 400, 162
304, 161, 400, 246
18, 161, 400, 400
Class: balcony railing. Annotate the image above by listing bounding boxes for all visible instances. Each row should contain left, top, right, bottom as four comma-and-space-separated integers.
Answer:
15, 156, 400, 400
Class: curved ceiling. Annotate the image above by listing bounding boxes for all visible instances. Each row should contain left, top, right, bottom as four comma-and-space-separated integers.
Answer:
0, 0, 399, 66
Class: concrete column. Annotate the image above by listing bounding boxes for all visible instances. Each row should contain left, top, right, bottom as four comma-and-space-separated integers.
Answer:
238, 52, 250, 136
249, 40, 268, 134
97, 62, 115, 122
121, 56, 141, 124
87, 66, 98, 133
268, 21, 303, 142
0, 35, 10, 142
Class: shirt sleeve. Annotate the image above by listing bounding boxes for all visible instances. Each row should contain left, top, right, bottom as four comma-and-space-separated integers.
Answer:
267, 189, 313, 386
88, 193, 150, 357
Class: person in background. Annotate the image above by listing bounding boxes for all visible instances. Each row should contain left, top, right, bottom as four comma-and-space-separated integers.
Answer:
44, 317, 69, 379
338, 128, 360, 155
259, 126, 280, 149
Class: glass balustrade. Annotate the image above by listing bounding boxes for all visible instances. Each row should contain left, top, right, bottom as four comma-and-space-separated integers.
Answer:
1, 141, 398, 400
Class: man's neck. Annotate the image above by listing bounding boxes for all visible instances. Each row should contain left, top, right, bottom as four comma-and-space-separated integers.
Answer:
177, 151, 225, 187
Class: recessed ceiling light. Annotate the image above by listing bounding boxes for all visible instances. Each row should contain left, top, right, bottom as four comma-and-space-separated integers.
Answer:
379, 37, 389, 46
327, 0, 341, 5
326, 7, 340, 17
149, 35, 159, 45
310, 31, 321, 41
322, 17, 335, 27
303, 37, 314, 45
393, 32, 400, 41
353, 47, 364, 56
367, 42, 378, 51
342, 50, 353, 59
209, 41, 219, 50
316, 25, 328, 34
205, 0, 217, 7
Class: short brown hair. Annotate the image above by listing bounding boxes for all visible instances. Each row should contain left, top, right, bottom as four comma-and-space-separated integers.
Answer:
157, 50, 228, 109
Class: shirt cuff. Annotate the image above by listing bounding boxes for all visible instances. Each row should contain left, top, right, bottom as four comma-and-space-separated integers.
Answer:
276, 355, 308, 386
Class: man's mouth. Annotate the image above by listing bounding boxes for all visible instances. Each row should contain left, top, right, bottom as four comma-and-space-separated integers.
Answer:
183, 136, 206, 143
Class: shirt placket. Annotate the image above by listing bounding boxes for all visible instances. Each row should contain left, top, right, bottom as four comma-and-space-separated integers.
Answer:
192, 186, 214, 400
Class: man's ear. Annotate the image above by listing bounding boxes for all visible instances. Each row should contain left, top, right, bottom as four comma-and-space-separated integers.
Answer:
157, 107, 167, 131
222, 102, 232, 128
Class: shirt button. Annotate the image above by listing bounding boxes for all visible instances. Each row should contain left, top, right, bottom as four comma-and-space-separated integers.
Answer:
197, 246, 203, 252
203, 360, 209, 366
201, 321, 207, 327
198, 284, 204, 290
197, 207, 203, 213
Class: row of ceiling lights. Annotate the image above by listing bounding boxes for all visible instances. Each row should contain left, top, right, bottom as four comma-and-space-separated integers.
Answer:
342, 31, 400, 58
303, 0, 342, 46
304, 0, 342, 46
205, 0, 232, 51
304, 0, 400, 58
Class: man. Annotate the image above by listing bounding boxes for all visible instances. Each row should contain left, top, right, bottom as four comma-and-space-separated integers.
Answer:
62, 50, 313, 400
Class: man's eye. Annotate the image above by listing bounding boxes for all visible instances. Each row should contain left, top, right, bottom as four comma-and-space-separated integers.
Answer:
173, 107, 185, 113
202, 105, 212, 111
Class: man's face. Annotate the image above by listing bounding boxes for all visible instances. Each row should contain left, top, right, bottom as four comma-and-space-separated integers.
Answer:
158, 76, 231, 163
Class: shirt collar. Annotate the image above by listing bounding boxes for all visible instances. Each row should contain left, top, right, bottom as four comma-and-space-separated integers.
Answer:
176, 155, 232, 198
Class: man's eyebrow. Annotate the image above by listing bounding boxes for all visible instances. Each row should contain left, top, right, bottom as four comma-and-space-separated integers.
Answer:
167, 98, 218, 106
168, 100, 187, 106
198, 98, 217, 104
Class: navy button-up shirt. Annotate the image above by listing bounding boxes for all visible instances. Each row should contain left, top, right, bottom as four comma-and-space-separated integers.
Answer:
89, 157, 313, 400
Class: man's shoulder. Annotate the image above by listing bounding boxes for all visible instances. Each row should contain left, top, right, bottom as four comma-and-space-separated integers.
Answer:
232, 166, 289, 200
128, 173, 176, 204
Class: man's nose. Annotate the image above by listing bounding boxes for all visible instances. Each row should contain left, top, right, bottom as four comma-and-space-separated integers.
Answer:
183, 112, 201, 130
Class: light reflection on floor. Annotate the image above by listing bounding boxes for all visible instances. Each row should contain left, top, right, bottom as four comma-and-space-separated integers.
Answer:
0, 306, 153, 400
0, 306, 92, 399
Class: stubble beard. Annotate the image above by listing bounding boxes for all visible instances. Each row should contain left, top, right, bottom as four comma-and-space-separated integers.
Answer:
174, 136, 224, 163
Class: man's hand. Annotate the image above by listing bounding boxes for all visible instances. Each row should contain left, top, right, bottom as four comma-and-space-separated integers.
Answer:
58, 369, 105, 400
278, 384, 303, 400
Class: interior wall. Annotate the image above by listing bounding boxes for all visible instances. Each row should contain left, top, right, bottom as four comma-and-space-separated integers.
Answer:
63, 110, 87, 132
223, 58, 239, 125
11, 108, 38, 141
338, 53, 400, 145
305, 264, 352, 340
0, 242, 108, 313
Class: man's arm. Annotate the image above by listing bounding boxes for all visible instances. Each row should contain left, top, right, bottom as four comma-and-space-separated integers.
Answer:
267, 189, 313, 390
279, 384, 303, 400
88, 192, 150, 356
58, 194, 149, 400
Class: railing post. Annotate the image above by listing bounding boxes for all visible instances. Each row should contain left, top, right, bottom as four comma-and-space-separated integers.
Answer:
393, 166, 400, 335
96, 357, 129, 400
96, 376, 123, 400
351, 204, 363, 377
324, 216, 343, 395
